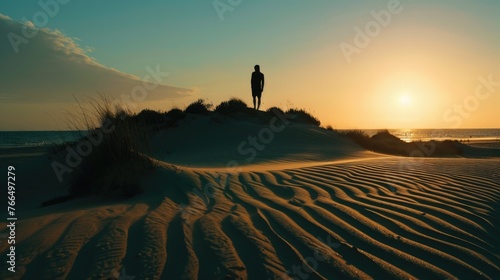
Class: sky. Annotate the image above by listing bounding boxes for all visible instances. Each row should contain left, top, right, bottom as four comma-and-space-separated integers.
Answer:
0, 0, 499, 130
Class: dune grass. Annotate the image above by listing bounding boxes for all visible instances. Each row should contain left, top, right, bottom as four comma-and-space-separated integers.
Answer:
59, 97, 155, 199
265, 107, 321, 126
285, 108, 321, 126
336, 129, 371, 147
215, 98, 248, 114
184, 98, 213, 115
55, 97, 320, 202
266, 106, 285, 115
183, 98, 321, 127
165, 108, 186, 125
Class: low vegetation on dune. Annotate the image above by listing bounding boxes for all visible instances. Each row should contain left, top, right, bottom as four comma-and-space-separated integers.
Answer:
133, 107, 186, 129
266, 106, 285, 115
215, 98, 249, 114
48, 96, 465, 204
44, 98, 156, 206
44, 98, 322, 206
183, 98, 321, 126
336, 129, 463, 157
68, 100, 154, 198
184, 98, 213, 115
285, 108, 321, 126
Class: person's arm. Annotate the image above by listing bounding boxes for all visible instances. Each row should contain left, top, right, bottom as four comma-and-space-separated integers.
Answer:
261, 74, 265, 91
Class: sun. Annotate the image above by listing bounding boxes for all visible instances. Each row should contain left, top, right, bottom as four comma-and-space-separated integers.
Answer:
399, 94, 411, 105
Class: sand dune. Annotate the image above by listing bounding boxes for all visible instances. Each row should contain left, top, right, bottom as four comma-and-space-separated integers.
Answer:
1, 118, 499, 279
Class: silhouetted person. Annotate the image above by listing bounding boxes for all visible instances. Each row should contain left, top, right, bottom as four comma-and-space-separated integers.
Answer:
251, 65, 265, 110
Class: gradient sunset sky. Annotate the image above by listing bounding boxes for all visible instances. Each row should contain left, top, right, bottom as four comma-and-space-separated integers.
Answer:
1, 0, 499, 130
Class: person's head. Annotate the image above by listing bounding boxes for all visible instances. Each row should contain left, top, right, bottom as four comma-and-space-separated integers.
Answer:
254, 65, 260, 72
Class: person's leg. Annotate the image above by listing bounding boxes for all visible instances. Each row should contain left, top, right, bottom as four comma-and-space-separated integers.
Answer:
252, 96, 256, 109
257, 96, 261, 110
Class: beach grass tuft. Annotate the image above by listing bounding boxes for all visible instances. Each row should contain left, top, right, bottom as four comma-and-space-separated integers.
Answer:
184, 98, 213, 115
285, 108, 321, 126
215, 98, 248, 114
65, 97, 154, 198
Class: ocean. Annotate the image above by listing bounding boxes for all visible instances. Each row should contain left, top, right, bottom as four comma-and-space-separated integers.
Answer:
371, 129, 500, 143
0, 129, 499, 149
0, 131, 84, 149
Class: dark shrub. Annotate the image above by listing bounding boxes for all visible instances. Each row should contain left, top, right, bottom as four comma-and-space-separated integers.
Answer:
215, 98, 248, 114
165, 108, 185, 125
370, 130, 399, 141
134, 109, 164, 127
370, 130, 407, 155
425, 140, 463, 156
266, 106, 285, 115
338, 130, 371, 148
286, 108, 321, 126
66, 98, 152, 197
184, 99, 212, 115
338, 129, 463, 157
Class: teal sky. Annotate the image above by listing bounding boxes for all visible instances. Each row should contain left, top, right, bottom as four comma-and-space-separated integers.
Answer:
2, 0, 360, 87
1, 0, 499, 130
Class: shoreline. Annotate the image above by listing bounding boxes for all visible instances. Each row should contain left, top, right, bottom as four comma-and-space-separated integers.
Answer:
0, 145, 52, 166
2, 139, 500, 165
461, 139, 500, 149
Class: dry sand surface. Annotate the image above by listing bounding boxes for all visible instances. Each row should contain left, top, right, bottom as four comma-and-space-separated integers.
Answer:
1, 117, 499, 279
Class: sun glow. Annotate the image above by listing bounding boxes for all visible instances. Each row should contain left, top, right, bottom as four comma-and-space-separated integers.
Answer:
399, 94, 411, 105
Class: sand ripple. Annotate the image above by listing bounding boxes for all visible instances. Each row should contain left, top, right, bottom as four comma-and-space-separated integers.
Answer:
1, 158, 499, 279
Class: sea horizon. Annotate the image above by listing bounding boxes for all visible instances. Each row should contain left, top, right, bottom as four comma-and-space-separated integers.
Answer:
1, 128, 500, 149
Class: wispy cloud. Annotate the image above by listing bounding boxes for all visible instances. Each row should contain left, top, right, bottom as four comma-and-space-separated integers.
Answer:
0, 14, 193, 103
